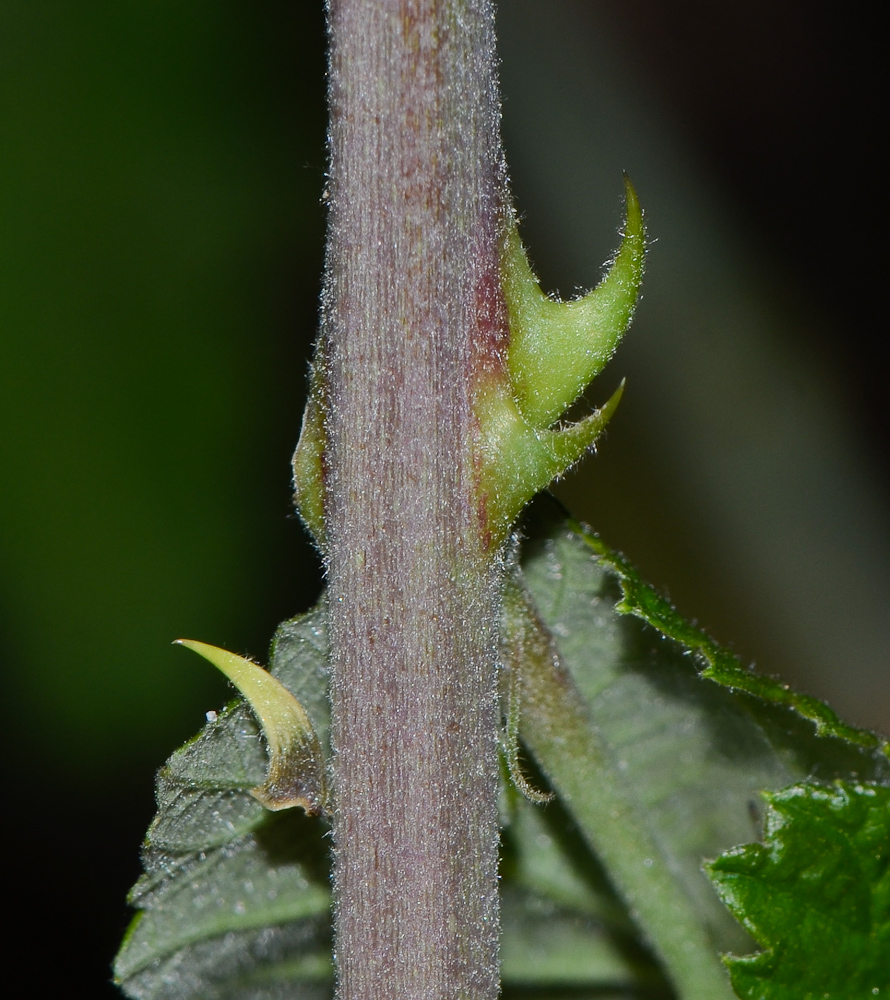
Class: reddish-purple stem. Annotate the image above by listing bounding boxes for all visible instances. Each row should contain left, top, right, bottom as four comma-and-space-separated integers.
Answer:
323, 2, 507, 997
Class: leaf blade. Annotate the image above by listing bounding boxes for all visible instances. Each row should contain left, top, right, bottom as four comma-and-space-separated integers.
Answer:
708, 782, 890, 999
176, 639, 327, 813
511, 498, 890, 998
115, 607, 334, 1000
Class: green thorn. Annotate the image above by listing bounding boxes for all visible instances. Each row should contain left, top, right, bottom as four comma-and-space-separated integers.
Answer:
479, 380, 624, 545
535, 378, 625, 476
176, 639, 327, 814
292, 352, 327, 550
503, 175, 644, 429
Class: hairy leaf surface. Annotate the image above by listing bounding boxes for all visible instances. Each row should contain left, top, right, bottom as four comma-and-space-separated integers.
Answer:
114, 608, 333, 999
117, 503, 889, 998
708, 782, 890, 999
116, 597, 662, 998
510, 498, 890, 996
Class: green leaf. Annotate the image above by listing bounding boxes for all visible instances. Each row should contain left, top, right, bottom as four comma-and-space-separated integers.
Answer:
574, 520, 889, 753
118, 594, 664, 999
118, 500, 890, 999
501, 885, 658, 995
500, 790, 670, 997
116, 812, 333, 1000
509, 497, 890, 999
114, 606, 334, 1000
175, 639, 327, 814
707, 782, 890, 1000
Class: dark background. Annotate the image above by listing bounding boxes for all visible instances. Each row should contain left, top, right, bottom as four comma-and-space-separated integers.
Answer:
1, 2, 886, 994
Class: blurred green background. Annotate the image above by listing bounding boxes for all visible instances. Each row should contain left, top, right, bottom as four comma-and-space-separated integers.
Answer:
1, 2, 327, 993
1, 2, 887, 995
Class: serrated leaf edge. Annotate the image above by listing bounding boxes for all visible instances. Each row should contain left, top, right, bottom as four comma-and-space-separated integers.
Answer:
570, 520, 890, 756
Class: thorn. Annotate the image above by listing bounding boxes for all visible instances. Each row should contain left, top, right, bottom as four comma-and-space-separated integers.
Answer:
176, 639, 328, 815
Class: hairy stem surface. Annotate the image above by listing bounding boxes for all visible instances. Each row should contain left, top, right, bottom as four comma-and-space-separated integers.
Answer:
323, 2, 505, 996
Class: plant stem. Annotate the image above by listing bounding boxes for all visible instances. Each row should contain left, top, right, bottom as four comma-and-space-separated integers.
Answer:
323, 2, 505, 996
506, 579, 737, 1000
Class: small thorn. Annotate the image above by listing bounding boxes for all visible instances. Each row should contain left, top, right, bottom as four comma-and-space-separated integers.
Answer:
177, 639, 328, 815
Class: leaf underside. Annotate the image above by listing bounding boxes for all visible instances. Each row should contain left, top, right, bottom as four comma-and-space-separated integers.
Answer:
114, 608, 333, 1000
504, 499, 890, 999
115, 499, 890, 999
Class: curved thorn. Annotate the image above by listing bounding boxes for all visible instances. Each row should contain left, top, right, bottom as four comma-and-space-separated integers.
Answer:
536, 378, 625, 475
503, 176, 644, 428
482, 381, 624, 546
176, 639, 327, 815
292, 354, 328, 551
